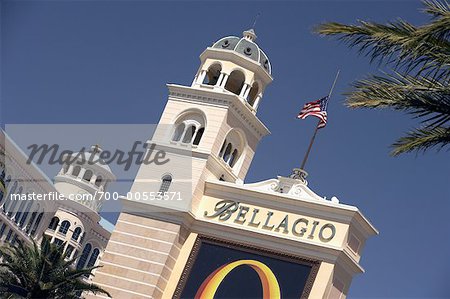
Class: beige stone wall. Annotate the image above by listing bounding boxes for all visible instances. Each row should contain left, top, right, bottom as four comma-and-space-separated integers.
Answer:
87, 213, 187, 299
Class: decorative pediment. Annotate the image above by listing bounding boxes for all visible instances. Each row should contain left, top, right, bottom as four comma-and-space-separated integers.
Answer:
242, 174, 340, 204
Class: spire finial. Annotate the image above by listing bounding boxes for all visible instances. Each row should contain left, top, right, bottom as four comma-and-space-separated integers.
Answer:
252, 12, 261, 29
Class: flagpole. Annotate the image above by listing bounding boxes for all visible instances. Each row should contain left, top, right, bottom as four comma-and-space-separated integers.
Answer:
300, 70, 340, 171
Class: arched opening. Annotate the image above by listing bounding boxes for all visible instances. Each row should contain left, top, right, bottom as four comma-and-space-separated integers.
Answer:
172, 110, 207, 146
172, 123, 185, 142
7, 186, 22, 217
219, 139, 227, 157
247, 82, 259, 106
182, 125, 196, 143
203, 64, 222, 86
72, 166, 81, 177
223, 143, 232, 162
14, 200, 28, 224
48, 216, 59, 230
18, 200, 33, 228
225, 70, 245, 95
95, 176, 103, 187
58, 220, 71, 235
83, 170, 93, 182
159, 175, 172, 193
86, 248, 100, 268
193, 127, 205, 146
30, 212, 43, 236
218, 130, 245, 170
72, 227, 82, 241
62, 164, 69, 174
229, 149, 239, 167
76, 243, 92, 269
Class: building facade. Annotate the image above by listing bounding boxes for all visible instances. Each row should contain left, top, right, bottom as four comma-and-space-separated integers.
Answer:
89, 29, 378, 299
0, 132, 113, 276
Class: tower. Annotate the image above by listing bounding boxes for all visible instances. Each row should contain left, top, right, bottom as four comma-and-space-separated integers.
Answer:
54, 144, 116, 212
90, 29, 377, 299
46, 145, 115, 269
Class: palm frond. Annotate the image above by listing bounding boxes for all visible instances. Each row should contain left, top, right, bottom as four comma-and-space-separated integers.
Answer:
314, 9, 450, 78
391, 126, 450, 155
422, 0, 449, 18
0, 235, 111, 298
346, 72, 450, 127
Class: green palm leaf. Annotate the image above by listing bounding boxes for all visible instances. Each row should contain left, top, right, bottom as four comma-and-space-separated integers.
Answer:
314, 0, 450, 155
0, 236, 111, 298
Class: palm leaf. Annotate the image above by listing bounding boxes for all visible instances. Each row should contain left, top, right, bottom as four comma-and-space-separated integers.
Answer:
391, 126, 450, 155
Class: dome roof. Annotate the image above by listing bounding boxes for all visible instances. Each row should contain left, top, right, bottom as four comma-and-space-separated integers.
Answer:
212, 29, 272, 74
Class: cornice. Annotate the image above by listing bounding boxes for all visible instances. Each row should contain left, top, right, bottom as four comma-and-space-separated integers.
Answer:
167, 84, 270, 139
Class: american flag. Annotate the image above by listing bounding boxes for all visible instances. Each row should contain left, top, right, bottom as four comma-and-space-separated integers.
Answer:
297, 96, 329, 129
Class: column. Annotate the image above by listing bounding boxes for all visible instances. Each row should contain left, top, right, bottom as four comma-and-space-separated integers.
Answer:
239, 83, 251, 98
191, 75, 198, 86
220, 74, 229, 88
78, 168, 86, 180
253, 95, 262, 110
197, 70, 207, 84
215, 73, 224, 87
243, 84, 251, 99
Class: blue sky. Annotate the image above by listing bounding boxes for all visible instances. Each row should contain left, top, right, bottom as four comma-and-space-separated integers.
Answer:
2, 0, 449, 298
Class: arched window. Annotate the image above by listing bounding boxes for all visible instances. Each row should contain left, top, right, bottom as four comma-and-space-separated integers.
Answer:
58, 220, 70, 235
95, 176, 103, 187
86, 248, 100, 268
76, 243, 92, 269
219, 140, 227, 157
62, 164, 69, 174
219, 130, 244, 169
7, 186, 22, 217
48, 216, 59, 230
72, 166, 81, 177
223, 143, 232, 162
193, 127, 205, 146
247, 82, 259, 106
172, 123, 185, 142
159, 175, 172, 193
203, 64, 222, 86
14, 199, 28, 224
25, 208, 39, 234
19, 200, 33, 228
83, 170, 93, 182
172, 111, 206, 146
30, 212, 43, 236
182, 125, 196, 143
225, 70, 245, 95
72, 227, 82, 241
229, 149, 239, 167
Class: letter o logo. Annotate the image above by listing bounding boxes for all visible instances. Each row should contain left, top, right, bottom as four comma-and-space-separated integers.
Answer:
194, 259, 281, 299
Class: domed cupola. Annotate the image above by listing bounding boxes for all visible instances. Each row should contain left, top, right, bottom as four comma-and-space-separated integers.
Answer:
192, 28, 273, 113
53, 145, 116, 212
212, 29, 271, 74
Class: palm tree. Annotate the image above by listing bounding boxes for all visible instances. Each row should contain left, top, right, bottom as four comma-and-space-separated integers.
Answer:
0, 236, 111, 298
315, 0, 450, 156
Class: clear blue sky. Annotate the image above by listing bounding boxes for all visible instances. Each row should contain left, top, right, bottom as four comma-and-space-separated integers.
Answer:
2, 0, 449, 298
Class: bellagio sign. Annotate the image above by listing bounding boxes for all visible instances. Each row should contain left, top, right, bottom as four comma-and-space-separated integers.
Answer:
204, 200, 337, 243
